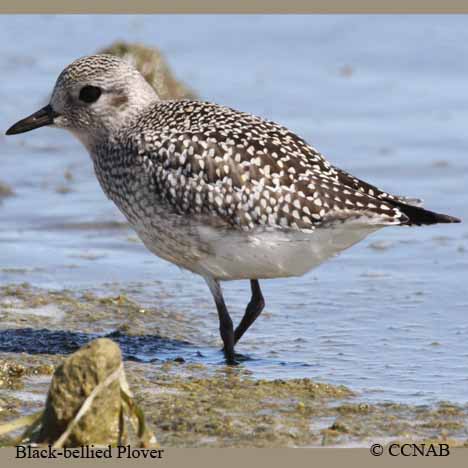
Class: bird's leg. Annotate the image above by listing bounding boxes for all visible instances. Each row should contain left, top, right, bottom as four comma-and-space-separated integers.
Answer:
234, 279, 265, 344
204, 277, 235, 363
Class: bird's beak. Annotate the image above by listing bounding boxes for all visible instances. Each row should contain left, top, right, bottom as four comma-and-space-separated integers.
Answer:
5, 104, 60, 136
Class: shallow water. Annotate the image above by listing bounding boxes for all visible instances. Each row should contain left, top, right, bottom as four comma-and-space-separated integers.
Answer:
0, 15, 467, 405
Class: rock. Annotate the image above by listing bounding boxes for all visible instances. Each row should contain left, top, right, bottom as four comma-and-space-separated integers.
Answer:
0, 181, 14, 199
37, 338, 123, 447
99, 41, 197, 101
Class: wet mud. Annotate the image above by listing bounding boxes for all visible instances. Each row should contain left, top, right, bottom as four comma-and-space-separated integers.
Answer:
0, 284, 467, 448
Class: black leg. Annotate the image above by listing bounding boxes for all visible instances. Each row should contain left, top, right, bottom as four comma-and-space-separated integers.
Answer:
205, 277, 235, 363
234, 280, 265, 344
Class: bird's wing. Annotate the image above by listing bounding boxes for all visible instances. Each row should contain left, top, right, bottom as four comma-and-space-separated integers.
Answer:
331, 166, 423, 207
132, 101, 410, 231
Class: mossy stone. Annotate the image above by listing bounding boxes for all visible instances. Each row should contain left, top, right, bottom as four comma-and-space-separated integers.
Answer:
37, 338, 122, 447
99, 41, 197, 101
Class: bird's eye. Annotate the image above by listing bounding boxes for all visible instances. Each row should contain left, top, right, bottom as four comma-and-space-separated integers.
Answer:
79, 85, 102, 104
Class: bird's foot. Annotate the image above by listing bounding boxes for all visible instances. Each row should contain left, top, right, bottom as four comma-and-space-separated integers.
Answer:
221, 347, 251, 365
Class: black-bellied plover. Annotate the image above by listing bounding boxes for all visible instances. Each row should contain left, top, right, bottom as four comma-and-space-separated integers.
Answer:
6, 55, 460, 363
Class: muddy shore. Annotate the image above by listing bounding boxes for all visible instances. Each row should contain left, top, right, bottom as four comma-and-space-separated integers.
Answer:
0, 284, 467, 448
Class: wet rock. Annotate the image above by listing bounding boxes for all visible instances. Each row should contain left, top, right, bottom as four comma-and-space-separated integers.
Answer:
339, 65, 354, 78
432, 160, 449, 168
37, 338, 123, 447
0, 181, 14, 199
368, 240, 394, 251
99, 41, 197, 101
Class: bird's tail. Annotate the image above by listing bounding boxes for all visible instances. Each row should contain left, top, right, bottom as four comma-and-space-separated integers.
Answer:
389, 200, 461, 226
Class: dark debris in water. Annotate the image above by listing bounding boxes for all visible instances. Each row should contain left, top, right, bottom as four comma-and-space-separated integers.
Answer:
0, 283, 203, 356
0, 328, 90, 355
0, 328, 194, 364
105, 330, 193, 363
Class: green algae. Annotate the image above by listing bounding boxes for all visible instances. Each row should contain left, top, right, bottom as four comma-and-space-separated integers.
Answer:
129, 366, 353, 447
0, 359, 54, 390
123, 363, 468, 447
0, 283, 199, 344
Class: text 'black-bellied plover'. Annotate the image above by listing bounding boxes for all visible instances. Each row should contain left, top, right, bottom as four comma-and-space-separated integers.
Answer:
6, 55, 460, 363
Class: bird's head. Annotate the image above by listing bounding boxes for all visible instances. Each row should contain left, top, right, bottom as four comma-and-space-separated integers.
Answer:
6, 54, 159, 149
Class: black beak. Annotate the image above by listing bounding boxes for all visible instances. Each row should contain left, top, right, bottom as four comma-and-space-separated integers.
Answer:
5, 105, 59, 136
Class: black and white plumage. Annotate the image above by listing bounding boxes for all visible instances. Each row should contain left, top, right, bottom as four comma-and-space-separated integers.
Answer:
6, 55, 460, 362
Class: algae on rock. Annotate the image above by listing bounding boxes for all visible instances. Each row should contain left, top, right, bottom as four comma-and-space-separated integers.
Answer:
99, 41, 197, 101
15, 338, 157, 448
37, 338, 123, 446
0, 181, 14, 199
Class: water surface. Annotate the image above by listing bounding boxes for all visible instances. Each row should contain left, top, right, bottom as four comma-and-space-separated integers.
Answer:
0, 15, 467, 405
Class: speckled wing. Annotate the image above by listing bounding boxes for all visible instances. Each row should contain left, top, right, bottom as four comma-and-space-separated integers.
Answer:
131, 101, 409, 231
331, 166, 423, 207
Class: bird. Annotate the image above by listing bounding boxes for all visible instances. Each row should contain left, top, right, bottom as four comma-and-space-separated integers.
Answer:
6, 54, 460, 363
